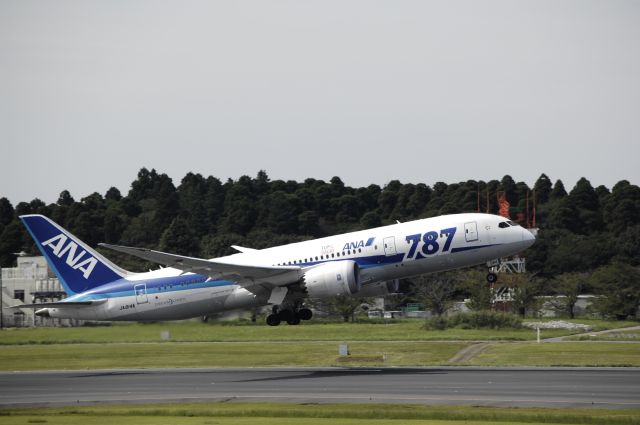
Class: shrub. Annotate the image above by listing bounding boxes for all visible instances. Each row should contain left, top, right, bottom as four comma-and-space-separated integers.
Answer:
423, 311, 522, 330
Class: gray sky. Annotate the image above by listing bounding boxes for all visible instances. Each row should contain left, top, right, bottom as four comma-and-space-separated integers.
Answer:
1, 1, 639, 205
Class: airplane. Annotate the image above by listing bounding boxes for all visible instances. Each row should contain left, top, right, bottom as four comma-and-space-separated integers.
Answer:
14, 213, 535, 325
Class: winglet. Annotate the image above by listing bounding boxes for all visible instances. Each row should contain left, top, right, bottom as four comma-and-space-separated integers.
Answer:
231, 245, 257, 253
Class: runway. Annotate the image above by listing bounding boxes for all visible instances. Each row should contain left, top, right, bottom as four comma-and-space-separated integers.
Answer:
1, 367, 639, 409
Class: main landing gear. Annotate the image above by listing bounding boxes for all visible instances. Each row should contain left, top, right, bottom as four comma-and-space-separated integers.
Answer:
266, 306, 313, 326
486, 272, 498, 284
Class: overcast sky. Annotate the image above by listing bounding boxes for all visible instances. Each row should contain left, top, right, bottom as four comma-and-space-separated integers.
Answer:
1, 1, 639, 205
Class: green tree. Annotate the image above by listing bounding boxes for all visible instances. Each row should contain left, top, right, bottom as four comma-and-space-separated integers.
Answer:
103, 207, 127, 244
0, 198, 13, 226
260, 191, 300, 234
550, 180, 567, 200
201, 233, 246, 257
360, 211, 382, 228
533, 174, 553, 204
412, 272, 459, 317
105, 187, 122, 201
458, 270, 492, 311
57, 190, 75, 206
568, 177, 602, 231
309, 295, 370, 322
298, 210, 321, 236
159, 216, 201, 256
590, 262, 640, 320
220, 182, 257, 235
0, 222, 24, 266
549, 273, 588, 318
508, 273, 541, 317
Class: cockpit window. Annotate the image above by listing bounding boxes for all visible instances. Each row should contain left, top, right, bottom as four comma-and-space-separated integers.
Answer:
499, 220, 520, 228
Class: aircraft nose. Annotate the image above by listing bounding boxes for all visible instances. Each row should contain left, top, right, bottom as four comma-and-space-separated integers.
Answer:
522, 228, 536, 247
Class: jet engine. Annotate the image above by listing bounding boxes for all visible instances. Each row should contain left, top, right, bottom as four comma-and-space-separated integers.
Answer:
303, 260, 360, 298
357, 279, 400, 297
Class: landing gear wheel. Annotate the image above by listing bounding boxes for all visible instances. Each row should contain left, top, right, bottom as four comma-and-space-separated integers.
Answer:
286, 314, 301, 325
266, 314, 281, 326
278, 309, 294, 322
298, 308, 313, 321
486, 273, 498, 284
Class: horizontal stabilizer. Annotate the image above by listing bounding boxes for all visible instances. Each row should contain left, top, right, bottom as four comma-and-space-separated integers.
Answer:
9, 299, 107, 309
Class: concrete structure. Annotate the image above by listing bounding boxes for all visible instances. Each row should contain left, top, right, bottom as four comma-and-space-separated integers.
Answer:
1, 255, 76, 327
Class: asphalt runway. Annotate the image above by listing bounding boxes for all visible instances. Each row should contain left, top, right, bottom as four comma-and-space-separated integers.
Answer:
1, 367, 639, 409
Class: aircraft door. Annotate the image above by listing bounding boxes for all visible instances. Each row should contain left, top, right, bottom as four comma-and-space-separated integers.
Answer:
464, 222, 478, 242
383, 236, 397, 256
134, 284, 148, 304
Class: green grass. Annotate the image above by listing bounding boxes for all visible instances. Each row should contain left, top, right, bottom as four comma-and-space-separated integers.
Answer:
0, 341, 466, 371
469, 342, 640, 367
570, 331, 640, 342
0, 320, 637, 370
1, 403, 640, 425
1, 339, 638, 370
2, 319, 635, 346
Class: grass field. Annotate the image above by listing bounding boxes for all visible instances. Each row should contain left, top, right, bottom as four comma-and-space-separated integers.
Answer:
0, 319, 638, 370
469, 342, 640, 367
0, 341, 466, 370
570, 331, 640, 342
0, 318, 635, 345
1, 403, 640, 425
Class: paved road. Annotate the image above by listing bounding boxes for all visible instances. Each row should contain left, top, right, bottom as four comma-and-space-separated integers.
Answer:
1, 367, 638, 409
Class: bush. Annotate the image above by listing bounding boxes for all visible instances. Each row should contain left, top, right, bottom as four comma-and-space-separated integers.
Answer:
423, 316, 448, 330
423, 311, 522, 330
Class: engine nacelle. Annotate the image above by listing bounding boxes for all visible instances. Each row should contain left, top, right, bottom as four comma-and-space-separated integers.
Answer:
357, 279, 400, 297
303, 260, 360, 298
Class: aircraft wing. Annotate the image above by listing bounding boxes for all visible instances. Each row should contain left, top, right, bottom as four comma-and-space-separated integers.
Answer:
99, 243, 302, 286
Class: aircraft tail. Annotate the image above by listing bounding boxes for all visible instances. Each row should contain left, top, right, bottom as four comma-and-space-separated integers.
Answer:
20, 214, 130, 295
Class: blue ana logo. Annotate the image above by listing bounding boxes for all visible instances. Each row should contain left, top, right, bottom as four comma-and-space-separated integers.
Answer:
41, 233, 98, 279
342, 237, 375, 251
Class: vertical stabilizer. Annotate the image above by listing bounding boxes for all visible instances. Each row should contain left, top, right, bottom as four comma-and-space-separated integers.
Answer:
20, 215, 129, 295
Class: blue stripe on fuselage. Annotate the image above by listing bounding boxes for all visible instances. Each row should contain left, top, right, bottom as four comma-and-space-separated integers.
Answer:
62, 243, 502, 302
65, 274, 234, 302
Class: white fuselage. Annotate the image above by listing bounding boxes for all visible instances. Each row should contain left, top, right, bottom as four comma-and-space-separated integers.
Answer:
45, 213, 534, 321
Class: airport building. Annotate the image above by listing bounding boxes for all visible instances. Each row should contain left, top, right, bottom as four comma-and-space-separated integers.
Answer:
0, 255, 78, 327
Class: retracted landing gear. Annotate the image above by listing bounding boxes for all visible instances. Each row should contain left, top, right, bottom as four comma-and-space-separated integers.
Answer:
266, 306, 313, 326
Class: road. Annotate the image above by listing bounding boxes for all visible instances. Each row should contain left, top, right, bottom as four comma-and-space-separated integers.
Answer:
1, 367, 638, 409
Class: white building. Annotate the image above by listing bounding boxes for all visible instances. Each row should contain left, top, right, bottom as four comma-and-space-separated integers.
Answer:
0, 255, 76, 327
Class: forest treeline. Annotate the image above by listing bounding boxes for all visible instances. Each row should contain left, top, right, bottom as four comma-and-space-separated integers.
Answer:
1, 168, 639, 277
